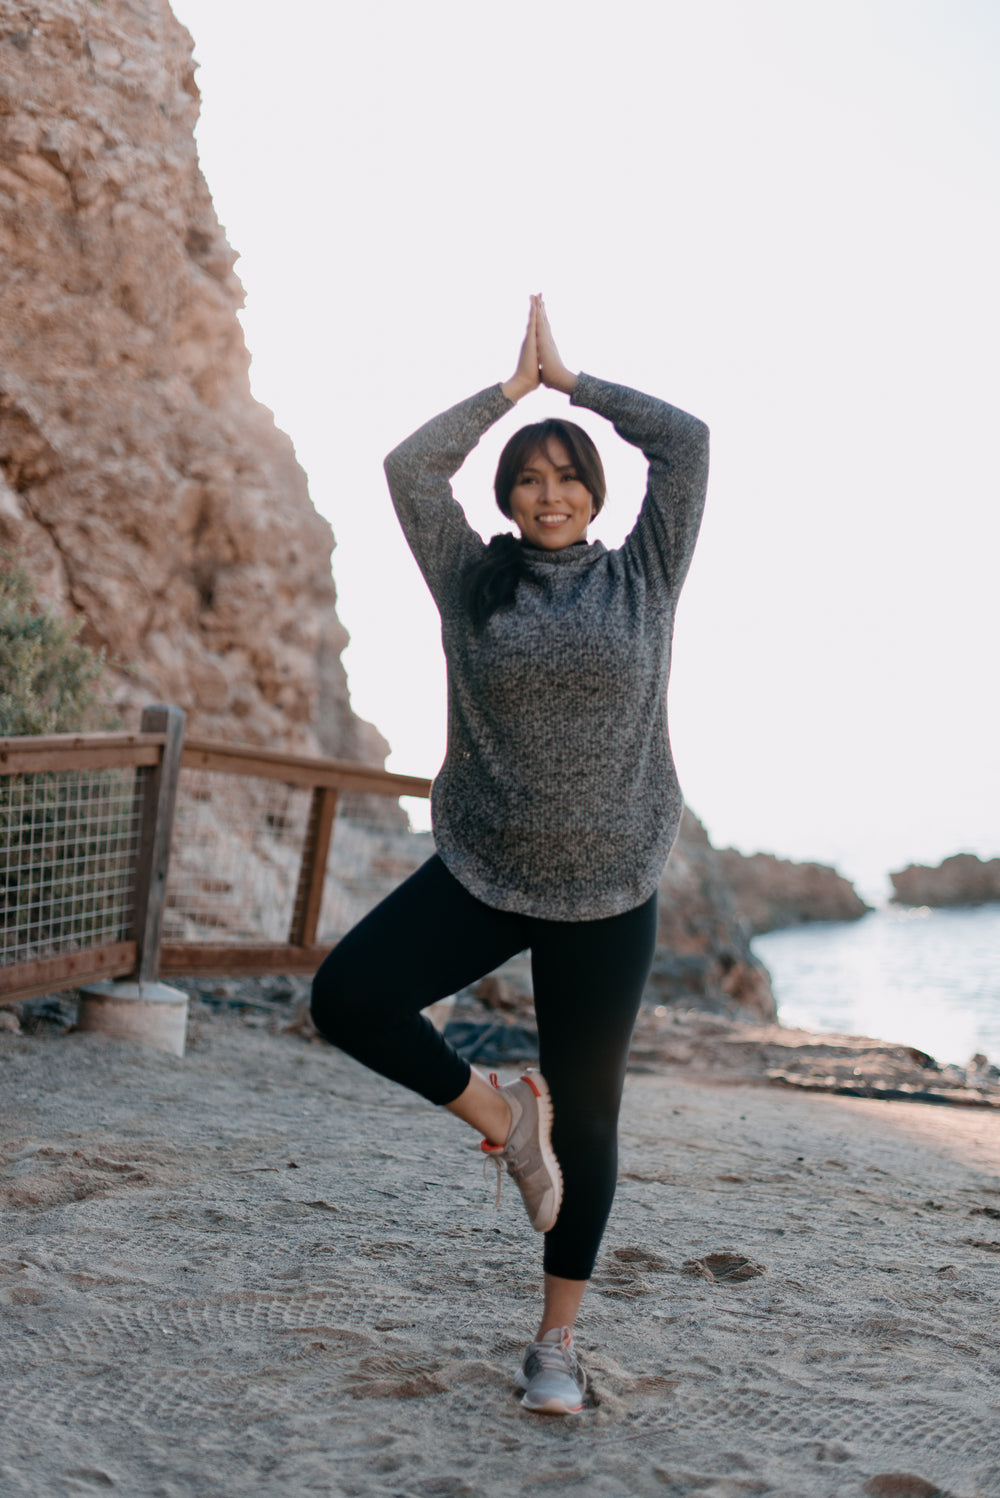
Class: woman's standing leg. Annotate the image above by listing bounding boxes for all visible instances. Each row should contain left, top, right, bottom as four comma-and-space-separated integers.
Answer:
529, 892, 659, 1332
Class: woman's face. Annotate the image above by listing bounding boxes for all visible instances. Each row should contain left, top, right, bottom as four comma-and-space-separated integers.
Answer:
507, 439, 594, 550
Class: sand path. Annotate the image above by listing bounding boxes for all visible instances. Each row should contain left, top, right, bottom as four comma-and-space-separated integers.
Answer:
2, 1008, 998, 1498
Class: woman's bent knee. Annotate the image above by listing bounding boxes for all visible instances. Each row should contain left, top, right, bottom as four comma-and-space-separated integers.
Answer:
310, 950, 373, 1046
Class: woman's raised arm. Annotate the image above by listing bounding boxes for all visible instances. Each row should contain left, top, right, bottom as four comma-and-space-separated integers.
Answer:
521, 294, 709, 590
384, 301, 557, 606
570, 372, 709, 595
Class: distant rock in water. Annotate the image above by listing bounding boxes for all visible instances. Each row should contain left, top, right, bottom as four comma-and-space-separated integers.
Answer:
0, 0, 385, 769
716, 848, 871, 934
890, 854, 1000, 908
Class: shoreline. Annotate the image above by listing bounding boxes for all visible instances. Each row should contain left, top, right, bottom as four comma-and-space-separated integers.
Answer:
15, 977, 999, 1109
2, 1006, 999, 1497
752, 902, 1000, 1071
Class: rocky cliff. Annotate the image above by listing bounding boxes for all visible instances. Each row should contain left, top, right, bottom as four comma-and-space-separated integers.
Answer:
891, 854, 1000, 908
0, 0, 385, 764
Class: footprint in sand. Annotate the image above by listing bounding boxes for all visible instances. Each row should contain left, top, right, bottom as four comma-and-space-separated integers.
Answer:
594, 1244, 670, 1298
682, 1251, 766, 1283
863, 1476, 947, 1498
65, 1468, 116, 1491
345, 1348, 502, 1403
611, 1245, 670, 1271
1, 1146, 162, 1209
584, 1350, 679, 1417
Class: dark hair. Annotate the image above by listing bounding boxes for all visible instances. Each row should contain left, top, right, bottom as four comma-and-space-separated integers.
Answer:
494, 419, 606, 520
461, 421, 607, 632
460, 533, 539, 633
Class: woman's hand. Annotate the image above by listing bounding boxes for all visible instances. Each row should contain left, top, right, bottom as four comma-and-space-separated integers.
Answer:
501, 297, 541, 403
537, 296, 578, 395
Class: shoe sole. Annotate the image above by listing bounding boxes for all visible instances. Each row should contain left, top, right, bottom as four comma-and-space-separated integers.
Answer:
520, 1392, 583, 1414
514, 1361, 585, 1414
523, 1071, 563, 1234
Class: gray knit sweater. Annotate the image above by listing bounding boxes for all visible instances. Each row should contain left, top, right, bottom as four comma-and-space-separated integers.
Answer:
383, 371, 709, 921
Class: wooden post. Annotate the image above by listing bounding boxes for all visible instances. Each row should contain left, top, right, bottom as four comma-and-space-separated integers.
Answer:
289, 786, 339, 949
130, 705, 186, 985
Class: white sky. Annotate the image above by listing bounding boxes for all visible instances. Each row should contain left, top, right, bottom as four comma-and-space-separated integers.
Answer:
171, 0, 999, 896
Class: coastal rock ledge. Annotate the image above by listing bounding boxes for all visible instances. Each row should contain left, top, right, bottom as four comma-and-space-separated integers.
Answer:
716, 847, 871, 934
891, 854, 1000, 908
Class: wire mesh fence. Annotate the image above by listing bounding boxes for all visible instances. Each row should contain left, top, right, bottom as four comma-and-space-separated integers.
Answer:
164, 769, 313, 944
317, 812, 433, 943
0, 766, 143, 965
163, 767, 433, 948
1, 718, 433, 998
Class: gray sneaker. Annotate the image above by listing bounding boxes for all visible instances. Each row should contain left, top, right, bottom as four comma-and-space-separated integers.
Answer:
480, 1070, 562, 1234
515, 1326, 586, 1414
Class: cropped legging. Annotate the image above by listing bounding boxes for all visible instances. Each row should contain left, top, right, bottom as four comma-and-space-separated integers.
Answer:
310, 855, 657, 1281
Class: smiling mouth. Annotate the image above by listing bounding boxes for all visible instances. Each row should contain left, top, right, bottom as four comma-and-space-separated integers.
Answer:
536, 514, 570, 526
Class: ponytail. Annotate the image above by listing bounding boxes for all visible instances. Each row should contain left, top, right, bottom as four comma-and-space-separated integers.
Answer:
460, 534, 539, 633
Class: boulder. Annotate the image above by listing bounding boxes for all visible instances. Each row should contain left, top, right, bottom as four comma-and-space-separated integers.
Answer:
651, 808, 777, 1020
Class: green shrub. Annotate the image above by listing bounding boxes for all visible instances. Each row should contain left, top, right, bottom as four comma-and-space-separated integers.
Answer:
0, 551, 118, 735
1, 555, 128, 961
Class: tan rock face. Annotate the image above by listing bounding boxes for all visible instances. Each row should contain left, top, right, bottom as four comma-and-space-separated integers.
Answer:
0, 1, 386, 765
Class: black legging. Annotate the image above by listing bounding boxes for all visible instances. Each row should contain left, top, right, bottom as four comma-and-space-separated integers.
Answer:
310, 856, 657, 1281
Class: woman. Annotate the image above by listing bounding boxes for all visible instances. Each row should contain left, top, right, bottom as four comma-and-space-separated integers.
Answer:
311, 295, 709, 1414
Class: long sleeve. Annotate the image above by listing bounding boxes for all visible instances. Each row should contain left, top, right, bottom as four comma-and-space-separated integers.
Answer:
570, 372, 709, 596
383, 384, 514, 609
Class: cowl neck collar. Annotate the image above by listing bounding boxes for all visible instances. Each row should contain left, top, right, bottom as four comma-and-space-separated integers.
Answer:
519, 539, 607, 568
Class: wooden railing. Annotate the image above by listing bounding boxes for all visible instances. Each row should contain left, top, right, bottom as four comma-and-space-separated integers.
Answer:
161, 738, 430, 977
0, 706, 431, 1005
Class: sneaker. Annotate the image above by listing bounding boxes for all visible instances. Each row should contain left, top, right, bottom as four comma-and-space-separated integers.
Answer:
515, 1326, 586, 1414
481, 1070, 562, 1234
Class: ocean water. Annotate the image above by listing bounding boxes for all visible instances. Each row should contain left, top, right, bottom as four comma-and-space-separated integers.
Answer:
752, 903, 1000, 1068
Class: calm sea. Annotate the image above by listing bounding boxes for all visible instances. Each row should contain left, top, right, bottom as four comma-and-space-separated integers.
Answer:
752, 903, 1000, 1068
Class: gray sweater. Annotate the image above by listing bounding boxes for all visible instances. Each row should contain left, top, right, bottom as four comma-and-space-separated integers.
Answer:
383, 371, 709, 921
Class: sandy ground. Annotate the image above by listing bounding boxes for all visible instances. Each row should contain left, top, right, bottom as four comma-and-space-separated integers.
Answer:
2, 1006, 999, 1498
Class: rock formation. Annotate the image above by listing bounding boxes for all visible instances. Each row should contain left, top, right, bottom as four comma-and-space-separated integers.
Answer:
652, 809, 777, 1019
716, 848, 871, 934
0, 0, 385, 765
890, 854, 1000, 908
